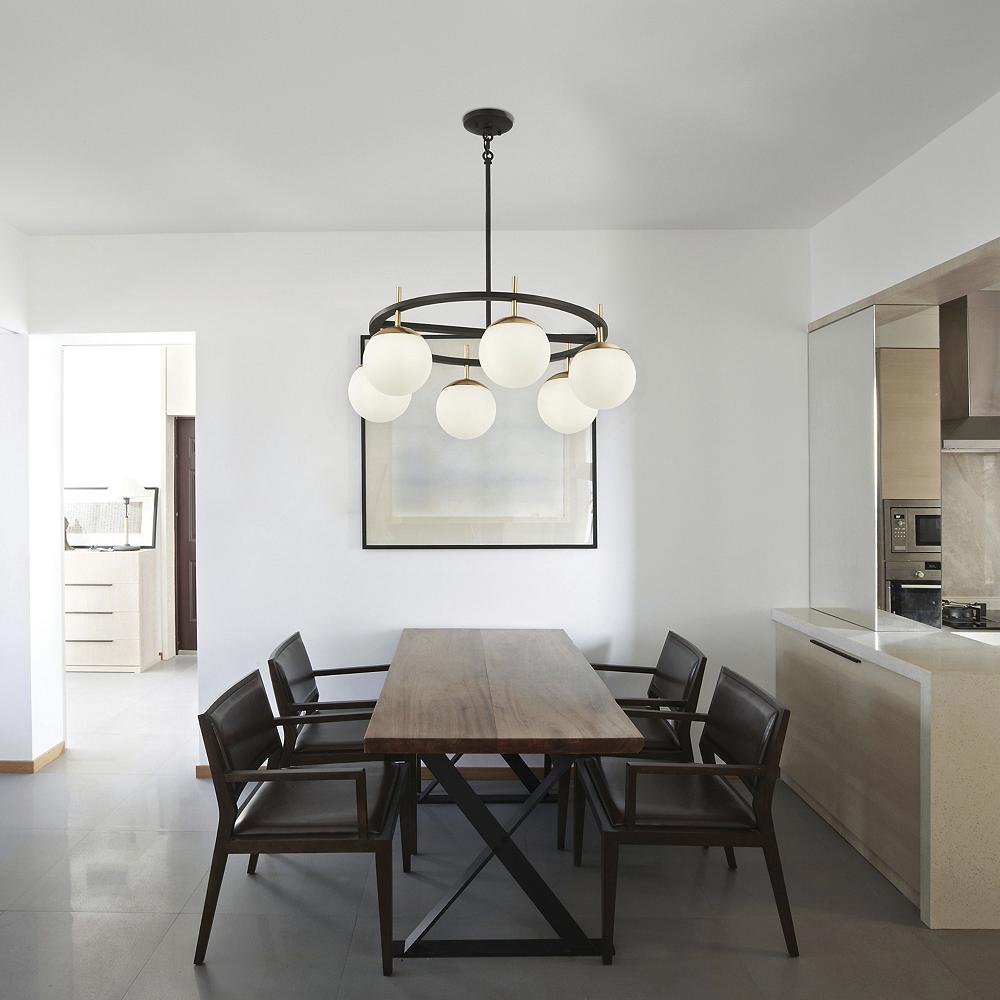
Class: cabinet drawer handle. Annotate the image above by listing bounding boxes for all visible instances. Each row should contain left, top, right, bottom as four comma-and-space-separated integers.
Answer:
65, 639, 114, 643
65, 611, 113, 615
809, 639, 861, 663
65, 583, 113, 587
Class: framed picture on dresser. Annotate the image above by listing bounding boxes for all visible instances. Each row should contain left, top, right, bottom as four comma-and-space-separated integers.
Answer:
64, 486, 159, 549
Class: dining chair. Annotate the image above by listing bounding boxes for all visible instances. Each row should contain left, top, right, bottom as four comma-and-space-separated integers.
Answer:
573, 666, 797, 964
268, 631, 417, 858
555, 631, 708, 849
196, 671, 409, 976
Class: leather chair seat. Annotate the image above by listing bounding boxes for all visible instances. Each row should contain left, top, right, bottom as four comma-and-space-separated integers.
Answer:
294, 717, 369, 753
627, 713, 682, 753
584, 757, 757, 829
235, 761, 400, 837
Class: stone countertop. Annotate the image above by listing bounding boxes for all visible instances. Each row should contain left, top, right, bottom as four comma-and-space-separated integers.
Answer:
772, 607, 1000, 680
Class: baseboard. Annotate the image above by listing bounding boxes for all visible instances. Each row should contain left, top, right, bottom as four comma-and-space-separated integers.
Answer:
194, 763, 544, 781
782, 775, 919, 905
0, 740, 65, 774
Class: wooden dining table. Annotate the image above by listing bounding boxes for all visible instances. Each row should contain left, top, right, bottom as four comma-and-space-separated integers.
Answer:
364, 627, 644, 959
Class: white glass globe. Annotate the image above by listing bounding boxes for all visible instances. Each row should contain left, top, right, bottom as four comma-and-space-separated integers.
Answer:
568, 342, 636, 409
435, 379, 497, 440
363, 326, 433, 396
478, 316, 551, 388
537, 373, 597, 434
348, 367, 410, 423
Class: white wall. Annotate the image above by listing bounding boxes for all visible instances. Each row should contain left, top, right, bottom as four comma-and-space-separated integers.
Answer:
63, 345, 164, 488
811, 92, 1000, 321
0, 333, 33, 759
28, 336, 64, 757
28, 230, 810, 741
0, 220, 27, 334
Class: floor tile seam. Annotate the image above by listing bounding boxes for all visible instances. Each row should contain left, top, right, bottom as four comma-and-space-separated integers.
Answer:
334, 857, 377, 999
118, 909, 184, 1000
0, 825, 105, 910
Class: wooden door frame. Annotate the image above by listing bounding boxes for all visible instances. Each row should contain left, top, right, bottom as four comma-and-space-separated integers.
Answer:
174, 416, 197, 652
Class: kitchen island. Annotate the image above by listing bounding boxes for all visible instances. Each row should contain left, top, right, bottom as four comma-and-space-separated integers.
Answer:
773, 607, 1000, 928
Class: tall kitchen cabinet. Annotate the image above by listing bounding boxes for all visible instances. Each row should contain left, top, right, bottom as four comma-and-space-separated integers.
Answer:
877, 347, 941, 501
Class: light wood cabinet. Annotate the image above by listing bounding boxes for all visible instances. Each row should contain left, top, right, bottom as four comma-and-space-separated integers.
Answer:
64, 550, 159, 672
776, 623, 921, 901
877, 348, 941, 500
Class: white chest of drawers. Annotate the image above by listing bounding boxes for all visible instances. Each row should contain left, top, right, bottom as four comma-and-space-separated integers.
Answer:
64, 550, 159, 672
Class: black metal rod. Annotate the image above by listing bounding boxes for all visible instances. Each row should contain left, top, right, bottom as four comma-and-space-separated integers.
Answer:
485, 148, 492, 328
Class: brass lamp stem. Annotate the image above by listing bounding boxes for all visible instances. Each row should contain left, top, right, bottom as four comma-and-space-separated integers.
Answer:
464, 342, 470, 379
511, 274, 518, 318
596, 302, 605, 343
394, 285, 402, 327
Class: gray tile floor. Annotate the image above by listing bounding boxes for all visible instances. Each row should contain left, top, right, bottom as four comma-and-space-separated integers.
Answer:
1, 657, 997, 999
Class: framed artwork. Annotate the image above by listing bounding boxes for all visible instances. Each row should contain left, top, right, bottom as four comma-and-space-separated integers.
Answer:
361, 336, 597, 548
64, 486, 159, 549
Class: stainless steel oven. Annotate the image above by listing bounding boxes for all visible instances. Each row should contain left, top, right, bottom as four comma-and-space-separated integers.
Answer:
884, 559, 942, 626
884, 501, 942, 556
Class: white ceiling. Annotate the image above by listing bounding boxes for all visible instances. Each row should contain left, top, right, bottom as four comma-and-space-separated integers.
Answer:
3, 0, 1000, 234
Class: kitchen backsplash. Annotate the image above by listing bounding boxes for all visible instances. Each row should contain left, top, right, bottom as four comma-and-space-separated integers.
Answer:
942, 452, 1000, 599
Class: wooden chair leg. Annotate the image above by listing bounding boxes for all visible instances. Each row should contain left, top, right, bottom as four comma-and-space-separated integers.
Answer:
556, 766, 571, 850
193, 843, 228, 965
246, 853, 259, 875
600, 834, 619, 966
763, 838, 799, 957
572, 766, 585, 867
409, 754, 419, 854
724, 846, 737, 870
375, 845, 394, 976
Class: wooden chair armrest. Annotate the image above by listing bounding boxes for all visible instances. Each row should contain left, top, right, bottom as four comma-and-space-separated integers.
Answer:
623, 709, 709, 721
590, 663, 655, 675
289, 699, 377, 711
225, 767, 370, 836
616, 697, 687, 708
623, 761, 764, 826
274, 711, 373, 725
311, 664, 390, 677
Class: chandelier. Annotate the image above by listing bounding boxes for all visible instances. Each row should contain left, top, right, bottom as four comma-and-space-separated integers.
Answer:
348, 108, 636, 439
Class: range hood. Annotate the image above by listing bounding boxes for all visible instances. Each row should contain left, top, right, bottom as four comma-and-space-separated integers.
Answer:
940, 292, 1000, 451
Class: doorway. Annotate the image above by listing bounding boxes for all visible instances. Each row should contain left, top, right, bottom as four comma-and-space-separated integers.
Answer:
175, 416, 197, 651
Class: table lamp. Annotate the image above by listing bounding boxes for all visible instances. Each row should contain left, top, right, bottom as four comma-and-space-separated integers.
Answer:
106, 476, 146, 550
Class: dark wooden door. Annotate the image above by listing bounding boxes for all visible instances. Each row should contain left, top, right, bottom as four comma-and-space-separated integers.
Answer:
175, 417, 197, 651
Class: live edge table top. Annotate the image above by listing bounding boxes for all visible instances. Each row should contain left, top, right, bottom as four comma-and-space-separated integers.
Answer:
363, 628, 644, 755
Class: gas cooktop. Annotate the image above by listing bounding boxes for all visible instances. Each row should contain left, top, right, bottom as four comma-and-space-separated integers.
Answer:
942, 601, 1000, 630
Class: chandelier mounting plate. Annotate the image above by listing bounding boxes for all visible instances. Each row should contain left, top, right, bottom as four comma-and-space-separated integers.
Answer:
462, 108, 514, 137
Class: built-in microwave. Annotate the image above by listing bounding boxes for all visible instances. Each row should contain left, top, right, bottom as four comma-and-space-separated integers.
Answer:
884, 501, 942, 556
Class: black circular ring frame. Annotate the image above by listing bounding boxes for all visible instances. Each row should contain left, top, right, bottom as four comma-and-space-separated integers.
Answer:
367, 290, 608, 368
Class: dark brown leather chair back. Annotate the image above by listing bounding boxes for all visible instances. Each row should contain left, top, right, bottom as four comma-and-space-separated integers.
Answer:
199, 672, 282, 824
700, 667, 789, 814
269, 632, 319, 714
648, 631, 707, 707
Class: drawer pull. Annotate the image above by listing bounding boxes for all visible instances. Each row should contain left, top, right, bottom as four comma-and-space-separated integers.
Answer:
65, 583, 113, 587
65, 639, 114, 643
809, 639, 861, 663
65, 611, 113, 615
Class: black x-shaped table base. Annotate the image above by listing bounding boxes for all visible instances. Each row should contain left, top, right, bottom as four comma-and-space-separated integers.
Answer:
394, 752, 600, 959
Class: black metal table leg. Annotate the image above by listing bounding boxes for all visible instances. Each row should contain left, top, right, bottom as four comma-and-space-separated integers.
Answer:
418, 750, 555, 805
397, 753, 599, 959
418, 752, 462, 801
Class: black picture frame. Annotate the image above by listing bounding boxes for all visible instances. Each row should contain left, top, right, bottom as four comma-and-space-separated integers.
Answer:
64, 485, 160, 550
359, 335, 597, 550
